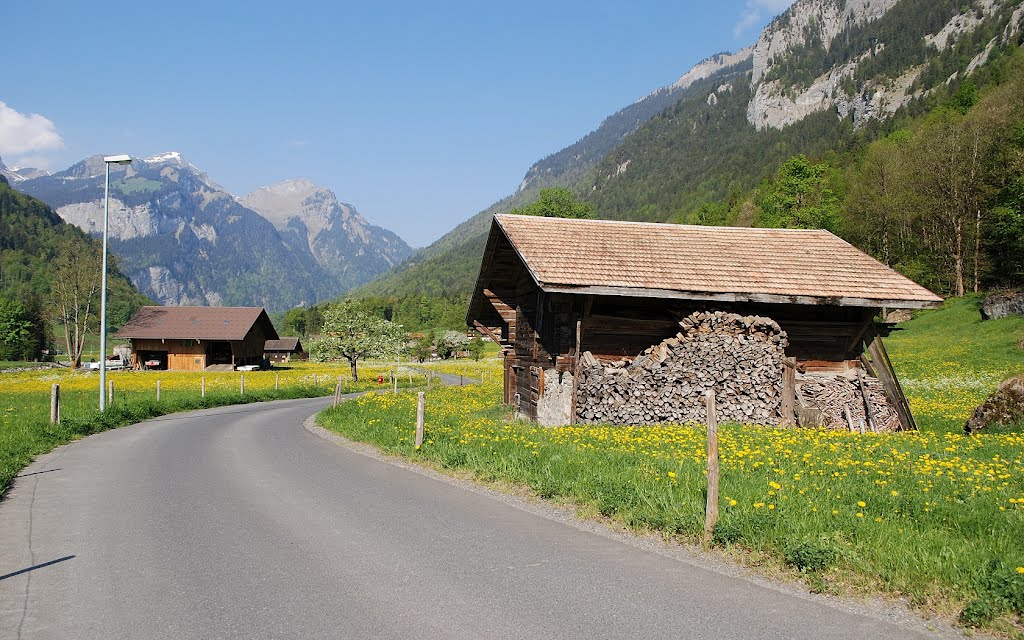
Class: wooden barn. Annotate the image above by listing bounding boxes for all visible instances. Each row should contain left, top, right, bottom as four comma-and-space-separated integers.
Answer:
115, 306, 278, 371
467, 215, 943, 428
264, 337, 306, 364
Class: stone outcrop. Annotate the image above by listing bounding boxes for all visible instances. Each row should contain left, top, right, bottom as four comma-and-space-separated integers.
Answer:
965, 376, 1024, 434
980, 291, 1024, 321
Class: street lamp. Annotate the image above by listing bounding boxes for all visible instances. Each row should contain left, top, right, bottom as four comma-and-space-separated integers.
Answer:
99, 154, 131, 412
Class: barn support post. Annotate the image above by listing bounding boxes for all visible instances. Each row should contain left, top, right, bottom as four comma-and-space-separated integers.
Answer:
703, 391, 720, 544
569, 296, 593, 425
781, 357, 796, 425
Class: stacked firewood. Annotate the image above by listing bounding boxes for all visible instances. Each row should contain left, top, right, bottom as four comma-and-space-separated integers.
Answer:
575, 311, 788, 425
796, 371, 901, 432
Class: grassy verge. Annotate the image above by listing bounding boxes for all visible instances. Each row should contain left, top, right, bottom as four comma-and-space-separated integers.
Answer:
320, 356, 1024, 634
0, 361, 423, 493
887, 295, 1024, 434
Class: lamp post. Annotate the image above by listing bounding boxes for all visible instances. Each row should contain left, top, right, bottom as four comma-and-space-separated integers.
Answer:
99, 154, 131, 412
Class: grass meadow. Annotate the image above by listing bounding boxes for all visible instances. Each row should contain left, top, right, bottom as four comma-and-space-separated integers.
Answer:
319, 300, 1024, 633
0, 361, 425, 493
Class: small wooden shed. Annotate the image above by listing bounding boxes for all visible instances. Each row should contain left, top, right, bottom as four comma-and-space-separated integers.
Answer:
264, 337, 306, 364
467, 214, 943, 428
115, 306, 278, 371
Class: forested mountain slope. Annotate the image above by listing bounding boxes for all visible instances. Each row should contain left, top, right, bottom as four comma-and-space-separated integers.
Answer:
357, 0, 1024, 302
0, 175, 149, 358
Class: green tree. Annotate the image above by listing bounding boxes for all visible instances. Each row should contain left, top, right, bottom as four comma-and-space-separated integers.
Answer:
51, 239, 102, 368
754, 155, 843, 232
308, 299, 404, 380
510, 187, 596, 219
0, 297, 38, 361
907, 108, 995, 296
467, 336, 485, 361
411, 334, 434, 363
281, 307, 307, 337
844, 132, 913, 266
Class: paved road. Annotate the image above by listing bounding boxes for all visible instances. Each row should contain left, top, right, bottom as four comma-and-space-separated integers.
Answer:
0, 397, 956, 639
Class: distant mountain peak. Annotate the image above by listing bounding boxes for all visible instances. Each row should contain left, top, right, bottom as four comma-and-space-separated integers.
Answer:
240, 178, 340, 234
666, 48, 754, 93
144, 151, 184, 164
0, 155, 49, 182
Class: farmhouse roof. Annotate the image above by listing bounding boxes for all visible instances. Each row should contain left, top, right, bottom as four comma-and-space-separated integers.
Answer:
115, 306, 278, 341
471, 215, 942, 312
265, 337, 303, 352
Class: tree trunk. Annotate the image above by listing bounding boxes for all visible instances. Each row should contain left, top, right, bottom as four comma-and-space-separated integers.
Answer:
349, 357, 359, 381
974, 206, 981, 293
954, 218, 965, 297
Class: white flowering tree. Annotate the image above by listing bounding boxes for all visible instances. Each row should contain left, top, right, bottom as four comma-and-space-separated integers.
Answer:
308, 300, 404, 380
436, 330, 470, 359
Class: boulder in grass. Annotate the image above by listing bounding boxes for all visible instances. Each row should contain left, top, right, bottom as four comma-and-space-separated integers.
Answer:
965, 376, 1024, 434
980, 291, 1024, 321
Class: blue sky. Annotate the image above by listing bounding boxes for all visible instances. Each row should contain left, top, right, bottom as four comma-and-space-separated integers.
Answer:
1, 1, 792, 246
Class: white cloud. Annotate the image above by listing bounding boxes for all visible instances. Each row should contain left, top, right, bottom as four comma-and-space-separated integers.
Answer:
0, 101, 64, 167
734, 0, 797, 38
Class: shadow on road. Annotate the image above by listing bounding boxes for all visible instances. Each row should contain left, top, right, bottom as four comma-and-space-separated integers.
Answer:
0, 555, 75, 581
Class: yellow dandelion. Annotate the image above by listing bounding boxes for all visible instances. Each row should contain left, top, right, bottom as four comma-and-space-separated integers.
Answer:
857, 500, 866, 508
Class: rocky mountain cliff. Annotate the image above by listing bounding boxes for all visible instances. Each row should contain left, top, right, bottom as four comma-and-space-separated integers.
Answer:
15, 154, 412, 311
240, 179, 412, 291
748, 0, 1024, 129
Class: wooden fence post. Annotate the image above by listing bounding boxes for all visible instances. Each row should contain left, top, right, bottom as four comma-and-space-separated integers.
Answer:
313, 373, 317, 387
156, 380, 161, 402
50, 383, 60, 424
703, 390, 720, 544
275, 374, 279, 391
393, 373, 398, 394
415, 392, 425, 449
460, 374, 464, 386
333, 381, 342, 408
201, 376, 206, 398
108, 380, 114, 406
240, 374, 245, 395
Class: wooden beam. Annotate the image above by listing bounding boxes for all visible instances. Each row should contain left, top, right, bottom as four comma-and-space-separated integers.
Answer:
539, 284, 941, 310
865, 336, 917, 431
472, 321, 503, 347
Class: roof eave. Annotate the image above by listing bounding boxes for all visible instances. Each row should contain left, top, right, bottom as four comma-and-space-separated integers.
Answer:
538, 283, 943, 309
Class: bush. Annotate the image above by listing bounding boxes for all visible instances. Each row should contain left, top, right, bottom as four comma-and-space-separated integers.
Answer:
784, 539, 837, 573
960, 598, 1001, 627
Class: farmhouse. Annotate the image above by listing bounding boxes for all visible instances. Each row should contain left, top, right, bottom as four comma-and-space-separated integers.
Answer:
115, 306, 278, 371
264, 337, 306, 364
467, 214, 943, 429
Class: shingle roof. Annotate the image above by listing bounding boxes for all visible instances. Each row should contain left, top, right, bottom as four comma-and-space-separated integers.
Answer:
115, 306, 278, 341
491, 214, 942, 308
265, 337, 303, 352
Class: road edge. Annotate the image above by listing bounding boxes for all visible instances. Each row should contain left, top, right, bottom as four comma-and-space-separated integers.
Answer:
302, 410, 969, 640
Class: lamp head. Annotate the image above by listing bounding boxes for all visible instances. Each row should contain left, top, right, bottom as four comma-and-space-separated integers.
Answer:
103, 154, 132, 165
